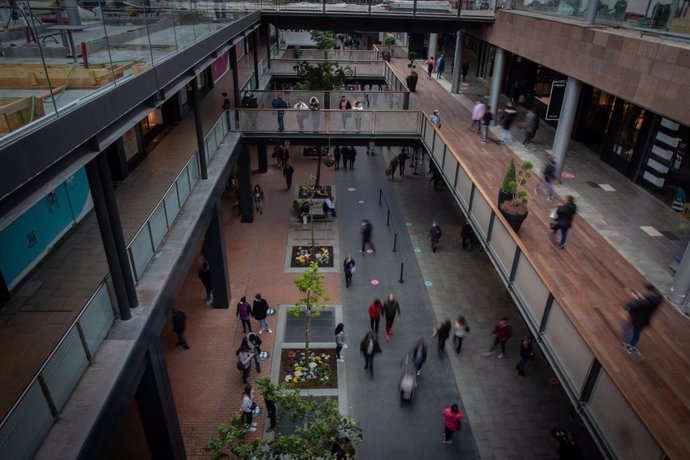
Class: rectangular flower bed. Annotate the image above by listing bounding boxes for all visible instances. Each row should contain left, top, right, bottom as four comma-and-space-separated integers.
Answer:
279, 348, 338, 389
290, 245, 334, 268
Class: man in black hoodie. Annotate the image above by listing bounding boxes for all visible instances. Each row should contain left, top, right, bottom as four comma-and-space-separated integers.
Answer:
252, 293, 272, 334
623, 284, 662, 354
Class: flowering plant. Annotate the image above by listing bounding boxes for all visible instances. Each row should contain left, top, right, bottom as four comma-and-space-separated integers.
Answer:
284, 350, 332, 385
294, 246, 330, 267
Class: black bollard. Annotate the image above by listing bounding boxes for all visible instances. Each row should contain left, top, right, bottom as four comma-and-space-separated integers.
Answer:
398, 262, 405, 284
386, 208, 390, 227
379, 188, 383, 205
393, 233, 398, 252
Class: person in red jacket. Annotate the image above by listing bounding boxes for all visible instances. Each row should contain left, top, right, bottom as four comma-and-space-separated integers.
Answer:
442, 404, 463, 444
368, 298, 383, 334
485, 317, 512, 359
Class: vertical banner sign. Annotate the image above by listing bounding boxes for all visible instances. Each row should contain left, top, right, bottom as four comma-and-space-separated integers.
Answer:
211, 52, 230, 85
545, 80, 567, 121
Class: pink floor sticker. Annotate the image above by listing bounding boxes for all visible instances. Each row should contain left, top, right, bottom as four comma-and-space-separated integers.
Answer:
561, 172, 575, 179
371, 279, 379, 285
347, 187, 357, 192
358, 200, 365, 204
366, 249, 374, 254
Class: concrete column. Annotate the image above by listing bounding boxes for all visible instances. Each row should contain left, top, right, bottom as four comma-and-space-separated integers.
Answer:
189, 78, 208, 180
584, 0, 600, 24
203, 200, 230, 308
97, 153, 138, 309
669, 241, 690, 310
451, 32, 463, 94
552, 77, 582, 175
238, 146, 254, 223
252, 30, 260, 88
63, 0, 82, 25
85, 159, 131, 321
257, 142, 268, 173
428, 33, 438, 59
135, 345, 185, 460
488, 47, 506, 125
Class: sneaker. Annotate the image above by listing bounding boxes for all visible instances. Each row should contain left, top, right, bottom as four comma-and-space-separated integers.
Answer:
251, 422, 258, 427
268, 329, 273, 334
623, 343, 634, 354
483, 351, 495, 357
442, 440, 452, 444
498, 353, 504, 359
248, 426, 257, 432
258, 330, 263, 335
337, 358, 345, 363
559, 244, 565, 249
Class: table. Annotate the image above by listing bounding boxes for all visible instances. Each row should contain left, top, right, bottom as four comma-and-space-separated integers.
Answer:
45, 25, 88, 64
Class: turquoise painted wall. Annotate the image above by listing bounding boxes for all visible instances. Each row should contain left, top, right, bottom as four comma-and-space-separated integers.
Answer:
0, 168, 92, 289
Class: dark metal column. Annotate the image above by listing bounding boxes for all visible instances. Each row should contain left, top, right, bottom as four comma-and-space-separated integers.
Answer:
85, 159, 132, 320
97, 153, 138, 308
238, 145, 254, 223
231, 44, 241, 123
0, 271, 9, 309
252, 30, 260, 88
190, 78, 208, 180
257, 142, 268, 173
265, 24, 272, 69
135, 345, 185, 460
203, 200, 230, 308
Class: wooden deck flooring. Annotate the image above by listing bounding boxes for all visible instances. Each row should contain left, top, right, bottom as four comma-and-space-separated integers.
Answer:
389, 60, 690, 458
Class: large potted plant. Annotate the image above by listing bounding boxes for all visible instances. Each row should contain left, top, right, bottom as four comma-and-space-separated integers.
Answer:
383, 35, 396, 61
498, 159, 516, 206
406, 51, 418, 92
499, 160, 533, 233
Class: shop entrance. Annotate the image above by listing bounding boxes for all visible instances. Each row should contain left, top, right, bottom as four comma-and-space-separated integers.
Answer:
601, 99, 654, 179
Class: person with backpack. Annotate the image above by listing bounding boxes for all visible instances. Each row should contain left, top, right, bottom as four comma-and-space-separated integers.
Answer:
535, 155, 558, 202
428, 221, 442, 253
481, 106, 493, 144
522, 108, 539, 145
236, 296, 253, 333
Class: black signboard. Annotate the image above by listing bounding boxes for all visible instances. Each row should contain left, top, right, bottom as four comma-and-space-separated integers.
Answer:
545, 80, 567, 121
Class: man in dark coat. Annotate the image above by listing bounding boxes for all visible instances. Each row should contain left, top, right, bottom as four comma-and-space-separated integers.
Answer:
198, 262, 212, 305
360, 219, 375, 253
172, 309, 190, 349
253, 293, 272, 334
428, 221, 442, 253
360, 331, 382, 378
283, 163, 294, 189
553, 195, 576, 249
623, 284, 662, 353
383, 293, 401, 341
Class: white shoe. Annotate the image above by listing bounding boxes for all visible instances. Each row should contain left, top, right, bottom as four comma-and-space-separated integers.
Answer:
498, 353, 504, 359
337, 358, 345, 363
258, 330, 263, 335
248, 426, 257, 432
251, 422, 258, 426
268, 329, 273, 334
342, 344, 348, 349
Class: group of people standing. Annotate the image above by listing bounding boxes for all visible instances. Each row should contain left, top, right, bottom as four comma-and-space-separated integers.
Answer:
333, 146, 358, 171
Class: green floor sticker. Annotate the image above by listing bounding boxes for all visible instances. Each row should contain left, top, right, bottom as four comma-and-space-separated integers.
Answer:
405, 222, 412, 227
425, 281, 433, 287
414, 248, 421, 253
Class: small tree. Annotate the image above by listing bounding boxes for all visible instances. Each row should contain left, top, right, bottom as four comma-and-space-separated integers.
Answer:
293, 263, 331, 357
500, 159, 516, 194
309, 30, 337, 59
206, 378, 362, 460
407, 51, 417, 74
293, 61, 353, 91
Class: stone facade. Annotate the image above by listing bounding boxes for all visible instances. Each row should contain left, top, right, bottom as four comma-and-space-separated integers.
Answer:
468, 10, 690, 127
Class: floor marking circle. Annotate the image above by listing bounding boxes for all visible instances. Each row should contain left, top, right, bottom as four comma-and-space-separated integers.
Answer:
371, 279, 379, 285
561, 171, 575, 179
358, 200, 365, 204
414, 247, 421, 253
347, 187, 357, 192
366, 249, 374, 254
405, 222, 412, 227
424, 281, 433, 287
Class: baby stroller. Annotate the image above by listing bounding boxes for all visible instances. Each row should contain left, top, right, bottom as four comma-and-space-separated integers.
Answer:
399, 354, 417, 402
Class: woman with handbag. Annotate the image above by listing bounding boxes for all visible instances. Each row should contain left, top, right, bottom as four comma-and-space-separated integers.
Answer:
241, 385, 258, 432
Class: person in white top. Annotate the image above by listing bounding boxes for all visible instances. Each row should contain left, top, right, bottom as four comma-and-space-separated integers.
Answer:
471, 101, 486, 133
294, 98, 309, 131
240, 385, 257, 432
352, 100, 364, 132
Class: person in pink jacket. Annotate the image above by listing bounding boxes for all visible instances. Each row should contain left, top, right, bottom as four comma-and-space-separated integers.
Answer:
471, 101, 486, 133
442, 404, 464, 444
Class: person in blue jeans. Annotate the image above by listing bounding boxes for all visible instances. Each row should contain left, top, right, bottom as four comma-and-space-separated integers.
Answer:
552, 195, 576, 249
623, 284, 661, 353
271, 94, 287, 131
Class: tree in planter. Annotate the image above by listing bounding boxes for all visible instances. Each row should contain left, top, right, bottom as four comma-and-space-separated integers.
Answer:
293, 263, 331, 357
406, 51, 418, 92
205, 378, 362, 460
292, 61, 353, 91
499, 160, 533, 232
383, 35, 396, 61
309, 30, 337, 59
498, 159, 517, 205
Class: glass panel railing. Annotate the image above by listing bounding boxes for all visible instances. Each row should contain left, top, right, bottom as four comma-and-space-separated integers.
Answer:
41, 329, 89, 412
79, 278, 116, 354
163, 183, 181, 225
515, 0, 586, 17
512, 255, 550, 323
488, 217, 518, 275
595, 0, 690, 39
129, 226, 154, 282
469, 188, 493, 238
176, 170, 191, 204
0, 381, 55, 459
149, 203, 168, 249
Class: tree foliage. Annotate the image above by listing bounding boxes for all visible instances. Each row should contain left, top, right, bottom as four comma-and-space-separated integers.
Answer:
293, 263, 331, 355
205, 378, 362, 460
292, 61, 353, 91
309, 30, 337, 54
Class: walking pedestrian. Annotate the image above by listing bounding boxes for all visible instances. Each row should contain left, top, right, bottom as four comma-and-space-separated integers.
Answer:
432, 319, 452, 359
481, 106, 493, 143
271, 94, 287, 131
461, 59, 469, 82
516, 337, 535, 376
453, 315, 470, 354
253, 184, 265, 215
334, 146, 342, 170
198, 261, 213, 305
222, 92, 231, 111
435, 55, 445, 79
522, 108, 540, 145
241, 385, 257, 432
471, 100, 486, 133
172, 309, 190, 349
500, 103, 517, 143
237, 296, 253, 333
283, 163, 294, 189
278, 145, 290, 170
360, 219, 376, 253
485, 317, 512, 358
387, 155, 399, 181
535, 155, 557, 202
349, 146, 357, 170
339, 95, 352, 129
383, 293, 401, 341
335, 323, 347, 363
431, 109, 442, 129
428, 221, 442, 253
551, 195, 576, 249
341, 146, 351, 170
398, 148, 408, 176
237, 343, 253, 384
442, 404, 464, 444
368, 298, 383, 333
252, 293, 272, 334
360, 331, 382, 378
622, 283, 662, 354
353, 100, 364, 132
425, 56, 435, 79
343, 254, 356, 288
243, 331, 263, 373
412, 338, 427, 376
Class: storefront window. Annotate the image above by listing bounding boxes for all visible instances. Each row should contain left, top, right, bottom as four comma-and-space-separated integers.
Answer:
612, 104, 646, 162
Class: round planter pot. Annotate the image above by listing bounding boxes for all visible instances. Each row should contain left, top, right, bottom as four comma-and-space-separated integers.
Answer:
500, 208, 528, 233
